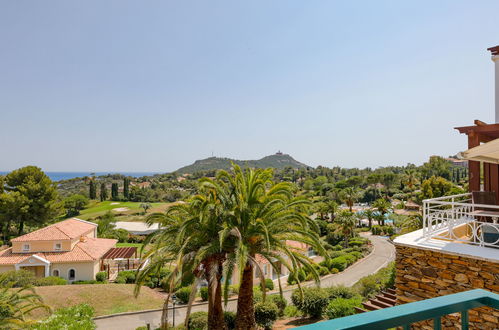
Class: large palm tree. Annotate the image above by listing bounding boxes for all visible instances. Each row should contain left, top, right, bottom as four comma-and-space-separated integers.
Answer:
136, 192, 229, 329
202, 165, 326, 330
362, 208, 376, 229
334, 210, 357, 248
341, 187, 360, 212
373, 198, 391, 227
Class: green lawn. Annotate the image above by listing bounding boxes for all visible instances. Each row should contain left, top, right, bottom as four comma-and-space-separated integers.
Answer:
32, 284, 164, 319
76, 201, 171, 220
116, 242, 144, 249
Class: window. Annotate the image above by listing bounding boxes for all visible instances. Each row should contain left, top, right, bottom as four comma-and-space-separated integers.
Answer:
22, 244, 30, 252
54, 243, 62, 251
53, 269, 60, 277
68, 269, 76, 280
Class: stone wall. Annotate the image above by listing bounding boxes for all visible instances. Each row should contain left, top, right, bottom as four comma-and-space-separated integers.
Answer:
395, 244, 499, 329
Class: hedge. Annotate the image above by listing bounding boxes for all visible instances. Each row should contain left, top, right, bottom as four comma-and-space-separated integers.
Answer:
325, 296, 362, 319
291, 287, 330, 318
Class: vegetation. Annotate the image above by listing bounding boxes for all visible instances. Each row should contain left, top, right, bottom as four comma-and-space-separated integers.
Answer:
31, 304, 95, 330
63, 194, 88, 217
254, 301, 279, 330
0, 284, 49, 327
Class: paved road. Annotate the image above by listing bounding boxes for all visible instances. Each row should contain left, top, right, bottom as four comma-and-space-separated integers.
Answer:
94, 234, 395, 330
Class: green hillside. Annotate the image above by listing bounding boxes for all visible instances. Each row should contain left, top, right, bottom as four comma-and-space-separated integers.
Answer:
176, 153, 310, 174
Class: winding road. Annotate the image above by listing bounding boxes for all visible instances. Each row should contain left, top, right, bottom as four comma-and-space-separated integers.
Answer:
94, 234, 395, 330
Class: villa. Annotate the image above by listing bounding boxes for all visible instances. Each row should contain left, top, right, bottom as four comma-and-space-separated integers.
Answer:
0, 218, 124, 282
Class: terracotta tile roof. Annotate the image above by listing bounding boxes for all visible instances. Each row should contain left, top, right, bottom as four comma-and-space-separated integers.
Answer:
0, 238, 116, 265
11, 218, 97, 242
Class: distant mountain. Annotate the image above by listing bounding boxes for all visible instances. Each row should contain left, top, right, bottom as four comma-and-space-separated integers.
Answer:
176, 152, 310, 174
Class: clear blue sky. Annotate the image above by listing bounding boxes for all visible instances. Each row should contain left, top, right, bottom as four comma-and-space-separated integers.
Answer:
1, 1, 498, 172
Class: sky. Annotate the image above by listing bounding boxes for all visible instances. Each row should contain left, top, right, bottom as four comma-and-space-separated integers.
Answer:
1, 1, 498, 172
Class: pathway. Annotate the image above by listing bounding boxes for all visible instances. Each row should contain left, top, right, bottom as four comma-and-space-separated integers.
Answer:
94, 234, 395, 330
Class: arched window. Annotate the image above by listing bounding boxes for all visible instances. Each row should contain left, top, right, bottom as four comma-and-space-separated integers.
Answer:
53, 269, 60, 277
68, 269, 76, 280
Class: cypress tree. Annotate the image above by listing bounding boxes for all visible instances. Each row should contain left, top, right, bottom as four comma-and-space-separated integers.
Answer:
100, 183, 108, 201
123, 178, 130, 201
89, 180, 97, 199
111, 183, 119, 201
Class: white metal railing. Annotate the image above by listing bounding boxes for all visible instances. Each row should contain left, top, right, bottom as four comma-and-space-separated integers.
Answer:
423, 193, 499, 248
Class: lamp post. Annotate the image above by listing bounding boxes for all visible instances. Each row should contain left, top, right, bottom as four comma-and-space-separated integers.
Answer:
172, 294, 176, 327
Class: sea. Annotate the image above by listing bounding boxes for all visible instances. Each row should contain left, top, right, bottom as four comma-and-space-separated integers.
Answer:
0, 172, 160, 182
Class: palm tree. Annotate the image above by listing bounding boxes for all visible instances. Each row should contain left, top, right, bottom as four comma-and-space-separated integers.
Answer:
401, 213, 423, 233
341, 187, 360, 212
362, 208, 376, 229
136, 192, 228, 329
325, 200, 339, 221
373, 198, 391, 226
0, 284, 49, 328
403, 170, 419, 191
203, 165, 326, 329
334, 210, 357, 248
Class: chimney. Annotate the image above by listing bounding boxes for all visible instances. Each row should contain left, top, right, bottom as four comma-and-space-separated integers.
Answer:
488, 45, 499, 122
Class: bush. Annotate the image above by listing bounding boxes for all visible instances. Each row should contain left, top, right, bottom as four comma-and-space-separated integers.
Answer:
0, 269, 36, 287
34, 276, 67, 286
330, 268, 339, 274
342, 254, 356, 265
353, 262, 395, 298
326, 286, 358, 300
283, 305, 302, 317
253, 286, 263, 303
325, 297, 362, 319
31, 304, 95, 329
199, 286, 208, 301
264, 278, 274, 291
188, 311, 207, 330
329, 256, 348, 272
268, 294, 287, 317
254, 301, 279, 330
287, 269, 306, 285
116, 270, 136, 284
224, 311, 236, 330
95, 272, 107, 282
175, 287, 192, 304
229, 284, 239, 295
72, 280, 98, 285
291, 287, 330, 318
114, 277, 126, 284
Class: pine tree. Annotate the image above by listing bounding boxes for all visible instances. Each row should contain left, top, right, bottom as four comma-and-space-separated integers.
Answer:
111, 183, 119, 201
89, 180, 97, 199
100, 183, 108, 201
123, 178, 130, 201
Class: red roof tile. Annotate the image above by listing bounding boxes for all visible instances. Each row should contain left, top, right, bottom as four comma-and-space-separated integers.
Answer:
11, 218, 96, 242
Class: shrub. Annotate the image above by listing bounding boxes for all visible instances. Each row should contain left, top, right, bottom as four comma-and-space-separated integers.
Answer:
254, 301, 279, 330
287, 269, 306, 285
72, 280, 98, 285
268, 294, 287, 317
353, 262, 395, 298
291, 287, 330, 318
34, 276, 67, 286
348, 240, 364, 247
283, 305, 302, 317
199, 286, 208, 301
188, 311, 207, 330
264, 278, 274, 291
330, 256, 348, 272
253, 286, 263, 303
228, 284, 239, 295
326, 286, 358, 300
325, 297, 362, 319
31, 303, 95, 329
343, 254, 356, 265
318, 266, 329, 276
116, 270, 136, 284
114, 277, 126, 284
224, 311, 236, 330
175, 287, 192, 304
95, 272, 107, 282
350, 251, 363, 260
329, 251, 346, 259
0, 269, 36, 287
330, 268, 339, 274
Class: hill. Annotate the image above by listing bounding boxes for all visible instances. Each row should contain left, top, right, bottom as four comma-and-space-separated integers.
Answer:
176, 152, 310, 174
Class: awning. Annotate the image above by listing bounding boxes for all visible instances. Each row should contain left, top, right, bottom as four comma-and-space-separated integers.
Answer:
102, 247, 137, 259
459, 138, 499, 164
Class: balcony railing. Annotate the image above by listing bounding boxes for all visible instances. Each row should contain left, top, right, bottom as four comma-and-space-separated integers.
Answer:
423, 193, 499, 248
296, 289, 499, 329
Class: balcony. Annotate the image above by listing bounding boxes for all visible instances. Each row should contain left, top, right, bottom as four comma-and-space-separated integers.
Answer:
423, 193, 499, 248
296, 289, 499, 329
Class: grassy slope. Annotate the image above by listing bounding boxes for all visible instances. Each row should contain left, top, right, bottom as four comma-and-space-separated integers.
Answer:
32, 284, 164, 319
76, 201, 171, 220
